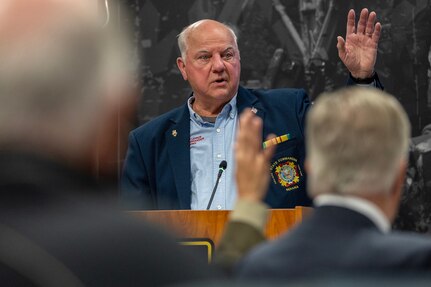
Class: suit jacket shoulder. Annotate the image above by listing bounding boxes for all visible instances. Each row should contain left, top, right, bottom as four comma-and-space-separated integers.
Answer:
237, 206, 431, 280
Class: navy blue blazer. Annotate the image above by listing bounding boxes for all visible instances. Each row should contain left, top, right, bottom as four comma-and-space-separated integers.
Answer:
121, 76, 384, 210
237, 205, 431, 280
121, 86, 312, 209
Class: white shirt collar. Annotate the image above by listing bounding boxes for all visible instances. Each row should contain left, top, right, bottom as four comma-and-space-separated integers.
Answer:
187, 93, 238, 124
314, 194, 391, 234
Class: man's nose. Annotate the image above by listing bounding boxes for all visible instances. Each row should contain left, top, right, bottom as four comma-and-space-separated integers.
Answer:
211, 54, 225, 72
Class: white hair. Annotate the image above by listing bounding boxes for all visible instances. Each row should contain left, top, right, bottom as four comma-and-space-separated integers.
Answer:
177, 19, 239, 62
306, 87, 410, 197
0, 0, 133, 152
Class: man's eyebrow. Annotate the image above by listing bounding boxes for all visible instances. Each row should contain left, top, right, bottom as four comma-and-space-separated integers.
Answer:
196, 49, 210, 53
193, 47, 235, 56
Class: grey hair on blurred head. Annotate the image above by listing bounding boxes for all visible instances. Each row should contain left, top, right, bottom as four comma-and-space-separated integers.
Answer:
0, 0, 134, 154
306, 87, 410, 197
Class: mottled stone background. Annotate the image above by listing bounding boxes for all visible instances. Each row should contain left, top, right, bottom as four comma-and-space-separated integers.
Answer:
113, 0, 431, 232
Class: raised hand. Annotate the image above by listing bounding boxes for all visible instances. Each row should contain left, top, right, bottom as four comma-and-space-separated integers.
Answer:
337, 8, 381, 79
235, 109, 275, 202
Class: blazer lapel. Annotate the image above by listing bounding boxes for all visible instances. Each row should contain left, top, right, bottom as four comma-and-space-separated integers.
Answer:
236, 86, 268, 136
166, 104, 192, 209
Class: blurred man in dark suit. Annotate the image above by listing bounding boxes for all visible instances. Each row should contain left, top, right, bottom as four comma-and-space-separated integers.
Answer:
0, 0, 215, 286
233, 87, 431, 280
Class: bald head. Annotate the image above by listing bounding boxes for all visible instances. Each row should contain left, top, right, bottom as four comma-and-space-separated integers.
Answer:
177, 19, 239, 62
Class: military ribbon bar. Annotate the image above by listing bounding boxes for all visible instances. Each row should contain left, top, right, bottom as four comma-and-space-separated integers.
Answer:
263, 133, 290, 149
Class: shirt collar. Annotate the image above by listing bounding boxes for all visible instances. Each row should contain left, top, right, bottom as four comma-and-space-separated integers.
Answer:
187, 94, 237, 126
314, 194, 391, 233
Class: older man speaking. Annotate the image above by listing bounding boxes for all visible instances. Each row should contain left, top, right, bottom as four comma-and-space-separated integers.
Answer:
121, 9, 383, 210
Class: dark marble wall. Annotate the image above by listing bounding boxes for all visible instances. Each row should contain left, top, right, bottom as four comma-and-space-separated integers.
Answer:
394, 131, 431, 233
123, 0, 431, 136
119, 0, 431, 232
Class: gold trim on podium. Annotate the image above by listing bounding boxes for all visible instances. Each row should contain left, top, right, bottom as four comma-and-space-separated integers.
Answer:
180, 240, 213, 263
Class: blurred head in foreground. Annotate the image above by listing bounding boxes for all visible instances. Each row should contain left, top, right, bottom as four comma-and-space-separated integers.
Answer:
0, 0, 135, 176
306, 87, 411, 222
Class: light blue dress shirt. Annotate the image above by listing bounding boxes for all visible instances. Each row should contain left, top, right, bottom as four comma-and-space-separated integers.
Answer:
188, 95, 238, 210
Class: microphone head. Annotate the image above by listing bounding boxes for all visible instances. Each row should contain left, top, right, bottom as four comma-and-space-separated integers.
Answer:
219, 160, 227, 170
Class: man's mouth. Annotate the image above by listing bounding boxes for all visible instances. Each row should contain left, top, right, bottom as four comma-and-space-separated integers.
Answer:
214, 78, 226, 83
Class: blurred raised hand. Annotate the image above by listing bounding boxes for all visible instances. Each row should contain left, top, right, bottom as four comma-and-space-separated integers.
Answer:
235, 109, 275, 203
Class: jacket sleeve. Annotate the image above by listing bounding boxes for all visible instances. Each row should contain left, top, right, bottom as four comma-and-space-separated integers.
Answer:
346, 72, 384, 90
214, 200, 268, 274
120, 131, 154, 209
214, 221, 266, 275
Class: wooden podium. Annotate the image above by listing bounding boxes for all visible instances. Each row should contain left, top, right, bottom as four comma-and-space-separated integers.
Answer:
129, 206, 311, 245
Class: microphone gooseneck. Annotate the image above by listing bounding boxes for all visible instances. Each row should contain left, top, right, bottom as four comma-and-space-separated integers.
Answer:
206, 160, 227, 210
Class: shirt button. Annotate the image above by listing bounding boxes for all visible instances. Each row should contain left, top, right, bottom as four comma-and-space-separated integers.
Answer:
216, 128, 221, 133
217, 154, 221, 158
217, 205, 222, 210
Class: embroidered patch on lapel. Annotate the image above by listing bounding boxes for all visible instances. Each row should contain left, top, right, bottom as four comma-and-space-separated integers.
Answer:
270, 157, 302, 191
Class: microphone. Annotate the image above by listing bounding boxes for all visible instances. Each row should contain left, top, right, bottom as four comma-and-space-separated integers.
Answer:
206, 160, 227, 210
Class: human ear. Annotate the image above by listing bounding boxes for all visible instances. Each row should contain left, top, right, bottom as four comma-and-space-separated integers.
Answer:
176, 57, 188, 81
